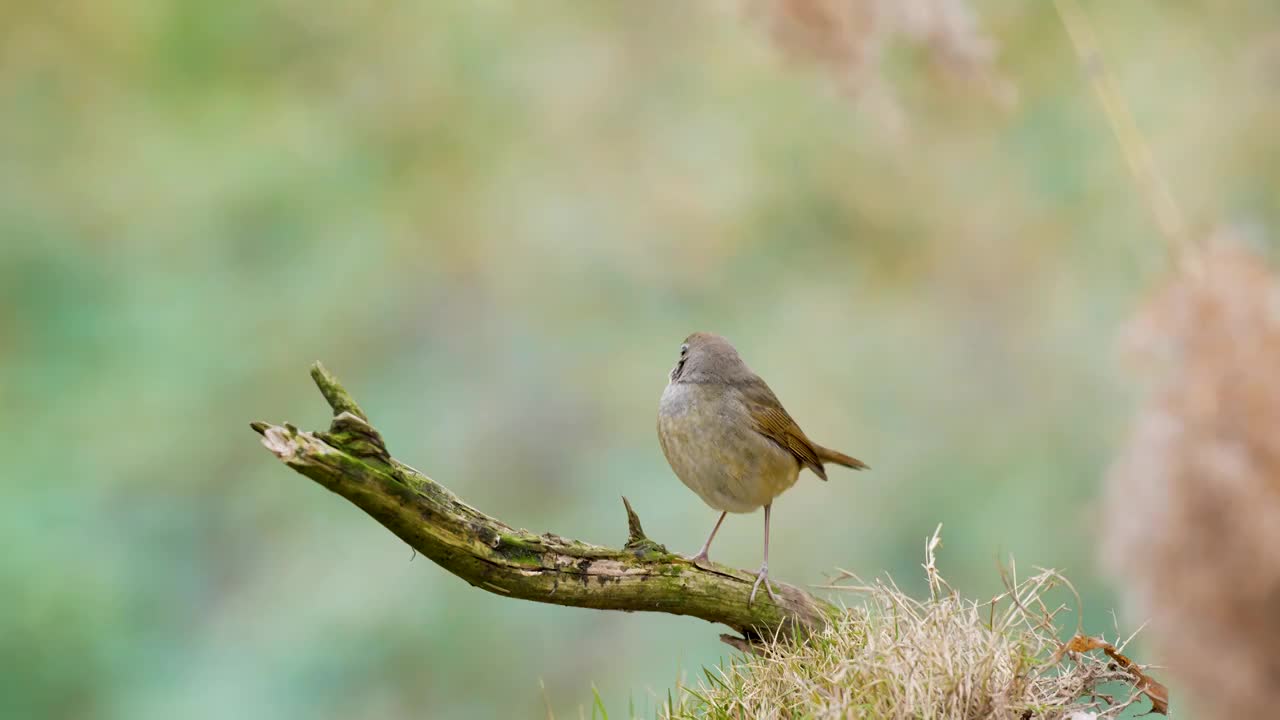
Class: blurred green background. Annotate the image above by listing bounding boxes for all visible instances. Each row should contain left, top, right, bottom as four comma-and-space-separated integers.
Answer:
3, 1, 1278, 717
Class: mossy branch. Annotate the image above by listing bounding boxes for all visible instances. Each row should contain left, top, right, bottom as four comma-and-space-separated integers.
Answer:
252, 363, 835, 645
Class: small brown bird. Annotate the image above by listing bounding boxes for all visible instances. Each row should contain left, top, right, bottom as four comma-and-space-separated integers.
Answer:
657, 332, 868, 603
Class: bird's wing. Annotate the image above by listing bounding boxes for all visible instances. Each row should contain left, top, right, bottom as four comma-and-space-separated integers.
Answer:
740, 377, 828, 480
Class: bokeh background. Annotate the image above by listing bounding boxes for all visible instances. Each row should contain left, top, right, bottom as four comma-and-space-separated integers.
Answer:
4, 1, 1279, 717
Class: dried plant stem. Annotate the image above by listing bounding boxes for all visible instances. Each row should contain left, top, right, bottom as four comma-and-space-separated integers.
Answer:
1054, 0, 1190, 256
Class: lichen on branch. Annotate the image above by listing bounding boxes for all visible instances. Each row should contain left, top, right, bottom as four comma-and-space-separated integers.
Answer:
252, 363, 835, 645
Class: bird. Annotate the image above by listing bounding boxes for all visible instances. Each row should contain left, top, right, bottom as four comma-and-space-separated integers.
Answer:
657, 332, 868, 604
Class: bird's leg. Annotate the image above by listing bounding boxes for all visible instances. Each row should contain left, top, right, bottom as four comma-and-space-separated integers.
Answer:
689, 511, 727, 566
749, 503, 780, 604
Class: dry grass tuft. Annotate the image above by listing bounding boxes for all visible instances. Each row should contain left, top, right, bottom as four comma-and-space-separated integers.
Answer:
1106, 233, 1280, 719
667, 528, 1152, 719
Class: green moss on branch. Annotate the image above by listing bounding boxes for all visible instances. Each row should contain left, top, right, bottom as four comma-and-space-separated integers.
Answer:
253, 364, 836, 644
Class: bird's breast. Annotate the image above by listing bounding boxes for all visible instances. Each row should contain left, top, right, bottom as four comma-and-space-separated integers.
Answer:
657, 382, 800, 513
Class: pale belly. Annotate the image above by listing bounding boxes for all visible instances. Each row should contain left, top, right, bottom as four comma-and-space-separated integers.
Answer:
657, 382, 801, 513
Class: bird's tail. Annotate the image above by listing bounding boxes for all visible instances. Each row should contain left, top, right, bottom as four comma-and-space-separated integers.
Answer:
815, 445, 870, 471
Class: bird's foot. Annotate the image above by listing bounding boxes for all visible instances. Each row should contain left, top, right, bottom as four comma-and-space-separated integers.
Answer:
749, 562, 779, 605
687, 550, 711, 569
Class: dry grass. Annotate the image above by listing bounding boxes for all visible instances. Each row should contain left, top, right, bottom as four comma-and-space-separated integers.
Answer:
1106, 233, 1280, 719
665, 528, 1150, 719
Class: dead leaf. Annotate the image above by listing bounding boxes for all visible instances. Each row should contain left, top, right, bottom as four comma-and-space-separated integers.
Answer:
1055, 634, 1169, 715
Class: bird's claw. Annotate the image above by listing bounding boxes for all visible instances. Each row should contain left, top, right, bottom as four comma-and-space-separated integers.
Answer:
687, 550, 711, 569
748, 563, 779, 605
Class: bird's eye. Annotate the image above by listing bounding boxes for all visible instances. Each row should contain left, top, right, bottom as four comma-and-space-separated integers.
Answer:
680, 343, 689, 355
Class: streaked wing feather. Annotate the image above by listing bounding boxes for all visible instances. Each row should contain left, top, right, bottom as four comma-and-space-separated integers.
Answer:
740, 379, 828, 480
